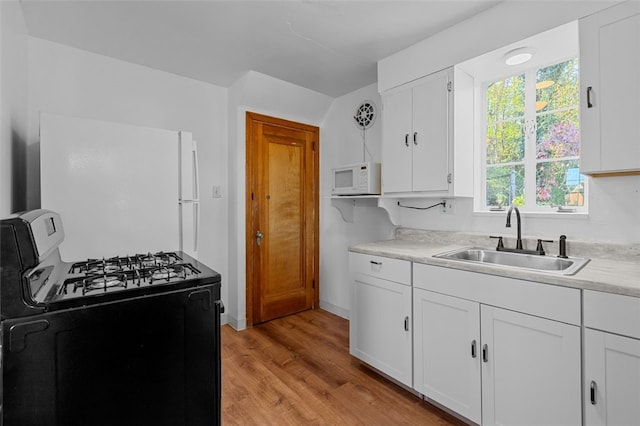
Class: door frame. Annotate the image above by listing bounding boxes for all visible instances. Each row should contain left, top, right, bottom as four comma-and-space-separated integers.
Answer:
245, 111, 319, 327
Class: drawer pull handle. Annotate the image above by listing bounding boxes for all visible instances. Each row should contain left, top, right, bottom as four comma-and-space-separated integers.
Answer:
369, 261, 382, 266
590, 380, 597, 405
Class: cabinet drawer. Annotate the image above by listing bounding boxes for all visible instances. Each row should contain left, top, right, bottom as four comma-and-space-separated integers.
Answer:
584, 290, 640, 339
413, 263, 581, 325
349, 252, 411, 285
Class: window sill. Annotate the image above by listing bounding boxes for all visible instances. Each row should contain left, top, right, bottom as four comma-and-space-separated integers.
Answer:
473, 210, 589, 220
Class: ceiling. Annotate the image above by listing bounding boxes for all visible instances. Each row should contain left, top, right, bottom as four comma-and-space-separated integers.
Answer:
20, 0, 500, 97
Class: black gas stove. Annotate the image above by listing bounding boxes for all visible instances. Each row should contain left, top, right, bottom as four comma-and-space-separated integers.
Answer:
0, 209, 222, 426
37, 250, 217, 306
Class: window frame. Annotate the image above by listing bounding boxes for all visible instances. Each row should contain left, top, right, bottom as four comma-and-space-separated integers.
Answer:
478, 56, 588, 214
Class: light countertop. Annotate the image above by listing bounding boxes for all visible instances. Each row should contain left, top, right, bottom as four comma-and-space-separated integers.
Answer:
349, 229, 640, 298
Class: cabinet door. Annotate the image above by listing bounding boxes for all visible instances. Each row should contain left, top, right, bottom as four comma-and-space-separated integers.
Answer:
413, 289, 481, 424
382, 88, 413, 193
585, 328, 640, 426
412, 69, 451, 192
481, 306, 581, 426
350, 273, 412, 387
580, 2, 640, 174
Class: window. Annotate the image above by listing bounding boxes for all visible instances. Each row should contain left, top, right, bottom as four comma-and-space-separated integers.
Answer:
482, 58, 585, 212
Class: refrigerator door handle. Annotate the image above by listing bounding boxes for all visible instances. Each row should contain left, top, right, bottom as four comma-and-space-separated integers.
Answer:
178, 133, 200, 256
192, 140, 200, 202
193, 200, 199, 253
190, 140, 199, 254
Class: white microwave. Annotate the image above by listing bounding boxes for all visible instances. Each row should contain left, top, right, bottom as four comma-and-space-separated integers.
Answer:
331, 162, 381, 195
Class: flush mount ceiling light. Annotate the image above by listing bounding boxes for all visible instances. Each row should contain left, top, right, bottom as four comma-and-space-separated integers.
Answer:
504, 47, 535, 66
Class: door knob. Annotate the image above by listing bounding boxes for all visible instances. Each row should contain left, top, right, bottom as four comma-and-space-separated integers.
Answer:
256, 230, 264, 246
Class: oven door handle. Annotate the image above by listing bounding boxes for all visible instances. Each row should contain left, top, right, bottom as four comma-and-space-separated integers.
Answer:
9, 320, 50, 352
188, 289, 212, 311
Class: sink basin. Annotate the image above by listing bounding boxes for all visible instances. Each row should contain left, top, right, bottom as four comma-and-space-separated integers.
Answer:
434, 247, 589, 275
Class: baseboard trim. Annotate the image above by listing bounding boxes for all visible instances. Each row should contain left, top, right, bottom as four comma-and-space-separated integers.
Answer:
319, 301, 349, 320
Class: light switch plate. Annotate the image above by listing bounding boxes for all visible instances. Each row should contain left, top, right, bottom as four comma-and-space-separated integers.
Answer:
212, 186, 222, 198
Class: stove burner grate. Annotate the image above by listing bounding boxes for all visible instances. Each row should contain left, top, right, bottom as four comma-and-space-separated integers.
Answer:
149, 265, 187, 283
84, 275, 127, 294
61, 252, 201, 297
69, 252, 184, 275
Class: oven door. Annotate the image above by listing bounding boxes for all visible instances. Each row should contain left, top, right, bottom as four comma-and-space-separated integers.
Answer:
1, 285, 221, 426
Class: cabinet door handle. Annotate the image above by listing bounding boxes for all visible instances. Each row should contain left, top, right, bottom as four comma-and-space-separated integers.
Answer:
482, 344, 488, 363
471, 340, 477, 358
413, 132, 418, 145
590, 380, 597, 405
587, 86, 593, 108
404, 316, 409, 332
404, 133, 409, 147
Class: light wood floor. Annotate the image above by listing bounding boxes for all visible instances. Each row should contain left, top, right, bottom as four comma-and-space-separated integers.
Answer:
221, 308, 465, 425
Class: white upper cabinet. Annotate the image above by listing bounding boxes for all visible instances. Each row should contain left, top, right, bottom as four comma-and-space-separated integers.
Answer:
382, 86, 415, 192
382, 66, 473, 196
580, 1, 640, 175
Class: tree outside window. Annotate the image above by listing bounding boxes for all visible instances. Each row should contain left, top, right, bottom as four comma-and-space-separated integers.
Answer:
484, 58, 585, 211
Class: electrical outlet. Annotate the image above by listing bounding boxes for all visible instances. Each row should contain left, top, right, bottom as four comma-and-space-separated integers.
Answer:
441, 199, 455, 215
212, 186, 222, 198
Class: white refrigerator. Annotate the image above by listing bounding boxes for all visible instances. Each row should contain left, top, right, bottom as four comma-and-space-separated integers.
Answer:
40, 113, 199, 261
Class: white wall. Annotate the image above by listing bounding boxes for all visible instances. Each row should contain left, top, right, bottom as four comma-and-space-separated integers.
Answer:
226, 71, 334, 329
375, 1, 640, 245
0, 0, 29, 217
378, 1, 619, 92
319, 83, 395, 318
26, 37, 230, 320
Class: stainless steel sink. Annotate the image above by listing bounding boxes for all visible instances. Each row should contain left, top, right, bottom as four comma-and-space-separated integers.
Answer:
434, 247, 589, 275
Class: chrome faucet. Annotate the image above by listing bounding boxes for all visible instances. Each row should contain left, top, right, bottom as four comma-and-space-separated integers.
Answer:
506, 205, 523, 250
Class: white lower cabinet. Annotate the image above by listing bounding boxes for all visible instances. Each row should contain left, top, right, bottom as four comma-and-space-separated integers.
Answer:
351, 255, 585, 425
480, 305, 581, 426
349, 252, 412, 387
584, 290, 640, 425
413, 288, 482, 424
413, 263, 582, 426
584, 329, 640, 426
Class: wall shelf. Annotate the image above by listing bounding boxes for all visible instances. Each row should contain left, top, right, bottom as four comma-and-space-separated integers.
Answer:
329, 196, 400, 225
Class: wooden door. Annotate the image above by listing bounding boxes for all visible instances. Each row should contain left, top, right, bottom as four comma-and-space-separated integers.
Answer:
246, 112, 319, 325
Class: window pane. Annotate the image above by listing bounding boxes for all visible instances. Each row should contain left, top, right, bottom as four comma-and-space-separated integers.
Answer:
486, 164, 525, 207
536, 109, 580, 159
536, 59, 579, 111
536, 159, 584, 207
487, 75, 525, 121
486, 119, 525, 164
